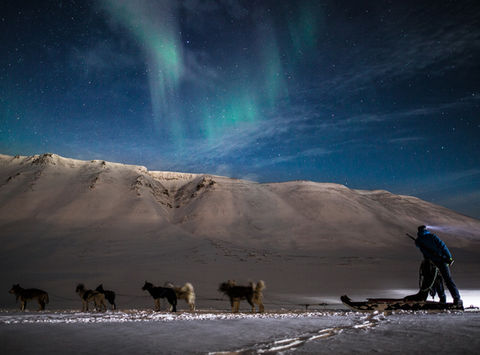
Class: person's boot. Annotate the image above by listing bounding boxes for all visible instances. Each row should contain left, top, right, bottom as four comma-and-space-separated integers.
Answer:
453, 298, 463, 309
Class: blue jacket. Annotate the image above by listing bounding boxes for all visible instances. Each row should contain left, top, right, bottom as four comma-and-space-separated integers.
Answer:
415, 230, 452, 265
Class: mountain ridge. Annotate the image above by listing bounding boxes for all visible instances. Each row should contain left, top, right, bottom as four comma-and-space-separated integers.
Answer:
1, 152, 479, 248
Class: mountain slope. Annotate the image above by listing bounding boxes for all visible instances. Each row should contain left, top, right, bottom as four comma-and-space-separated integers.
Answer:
1, 153, 478, 249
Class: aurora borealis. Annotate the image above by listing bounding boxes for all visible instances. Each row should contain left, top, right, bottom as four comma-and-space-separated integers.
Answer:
1, 0, 479, 217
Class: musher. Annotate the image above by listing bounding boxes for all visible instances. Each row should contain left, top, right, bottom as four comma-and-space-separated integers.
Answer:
410, 225, 462, 307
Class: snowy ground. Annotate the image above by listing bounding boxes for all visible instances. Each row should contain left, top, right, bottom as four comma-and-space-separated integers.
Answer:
1, 308, 479, 354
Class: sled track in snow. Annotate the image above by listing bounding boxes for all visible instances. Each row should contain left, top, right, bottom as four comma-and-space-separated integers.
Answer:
210, 312, 387, 354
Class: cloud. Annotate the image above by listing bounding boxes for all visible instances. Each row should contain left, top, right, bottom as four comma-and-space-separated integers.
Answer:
435, 190, 480, 219
252, 147, 333, 168
181, 49, 219, 87
310, 12, 480, 98
396, 169, 480, 197
154, 85, 478, 175
388, 136, 424, 144
154, 107, 340, 173
70, 42, 138, 75
306, 95, 480, 135
412, 170, 480, 219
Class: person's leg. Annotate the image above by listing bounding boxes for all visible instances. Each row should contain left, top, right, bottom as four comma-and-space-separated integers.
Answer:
436, 263, 461, 303
434, 275, 446, 303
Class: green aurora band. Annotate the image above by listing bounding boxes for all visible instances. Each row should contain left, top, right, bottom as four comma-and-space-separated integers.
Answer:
100, 0, 320, 148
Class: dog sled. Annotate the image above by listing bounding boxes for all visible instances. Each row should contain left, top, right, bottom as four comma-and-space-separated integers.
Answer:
341, 295, 464, 312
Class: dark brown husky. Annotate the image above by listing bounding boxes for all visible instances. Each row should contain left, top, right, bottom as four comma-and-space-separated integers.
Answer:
142, 281, 177, 312
75, 284, 106, 312
95, 284, 116, 310
9, 284, 49, 311
219, 280, 265, 313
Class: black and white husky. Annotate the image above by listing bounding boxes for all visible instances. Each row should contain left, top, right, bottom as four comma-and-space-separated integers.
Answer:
165, 282, 196, 311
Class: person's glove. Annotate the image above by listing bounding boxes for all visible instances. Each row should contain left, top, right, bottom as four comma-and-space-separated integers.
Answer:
445, 257, 454, 265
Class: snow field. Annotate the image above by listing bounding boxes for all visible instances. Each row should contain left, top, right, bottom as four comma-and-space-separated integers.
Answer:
2, 309, 478, 354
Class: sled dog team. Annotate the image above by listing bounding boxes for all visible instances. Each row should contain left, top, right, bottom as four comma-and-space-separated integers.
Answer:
8, 279, 265, 313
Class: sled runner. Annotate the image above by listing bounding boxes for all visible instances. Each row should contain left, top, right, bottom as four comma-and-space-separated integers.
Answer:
341, 295, 464, 312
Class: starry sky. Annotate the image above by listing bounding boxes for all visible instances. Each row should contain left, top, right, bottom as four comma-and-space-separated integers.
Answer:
1, 0, 479, 218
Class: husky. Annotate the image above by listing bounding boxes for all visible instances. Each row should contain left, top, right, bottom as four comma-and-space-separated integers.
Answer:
165, 282, 196, 311
9, 284, 49, 311
142, 281, 177, 312
75, 284, 106, 312
219, 280, 265, 313
95, 284, 116, 310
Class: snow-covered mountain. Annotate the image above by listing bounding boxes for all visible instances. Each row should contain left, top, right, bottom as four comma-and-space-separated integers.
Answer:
1, 153, 480, 309
1, 153, 479, 248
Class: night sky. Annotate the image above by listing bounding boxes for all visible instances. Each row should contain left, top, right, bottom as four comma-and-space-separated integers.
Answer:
1, 0, 479, 218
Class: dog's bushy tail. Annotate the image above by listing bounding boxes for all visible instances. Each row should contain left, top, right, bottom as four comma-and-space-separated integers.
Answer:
183, 282, 196, 311
182, 282, 194, 293
254, 280, 265, 296
256, 280, 265, 291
